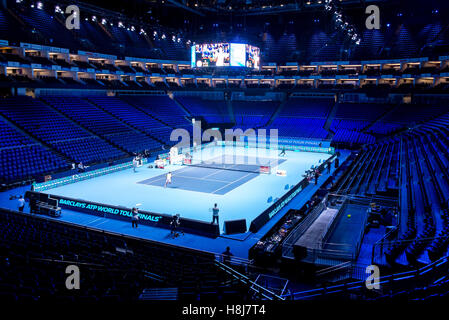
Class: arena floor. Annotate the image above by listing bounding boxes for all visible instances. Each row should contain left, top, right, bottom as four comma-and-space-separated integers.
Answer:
44, 146, 331, 230
0, 149, 347, 258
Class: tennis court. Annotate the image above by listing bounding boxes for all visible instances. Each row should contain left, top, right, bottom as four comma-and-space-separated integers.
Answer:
138, 155, 286, 195
42, 146, 330, 227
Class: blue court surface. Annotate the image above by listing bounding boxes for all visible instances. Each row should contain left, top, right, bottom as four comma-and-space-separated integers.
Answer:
42, 147, 329, 228
138, 155, 286, 195
0, 148, 347, 258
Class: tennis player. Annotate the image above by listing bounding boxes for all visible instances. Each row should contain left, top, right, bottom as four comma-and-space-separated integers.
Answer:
164, 171, 172, 188
279, 146, 286, 157
132, 157, 138, 173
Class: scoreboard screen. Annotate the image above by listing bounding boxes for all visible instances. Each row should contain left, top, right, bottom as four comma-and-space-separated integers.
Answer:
191, 43, 260, 69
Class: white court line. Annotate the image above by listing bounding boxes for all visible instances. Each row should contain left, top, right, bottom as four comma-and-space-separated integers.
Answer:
210, 172, 255, 194
138, 154, 278, 187
86, 217, 104, 225
170, 174, 232, 184
138, 168, 237, 185
136, 166, 194, 184
91, 219, 110, 227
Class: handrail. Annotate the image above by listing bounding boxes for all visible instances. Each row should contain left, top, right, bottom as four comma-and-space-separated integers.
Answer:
375, 234, 449, 248
320, 198, 348, 245
214, 253, 254, 268
283, 255, 449, 300
281, 197, 327, 258
316, 261, 352, 277
215, 261, 285, 300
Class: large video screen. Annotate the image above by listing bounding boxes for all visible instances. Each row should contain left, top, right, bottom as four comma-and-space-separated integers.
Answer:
191, 43, 260, 69
246, 45, 260, 69
192, 43, 230, 68
230, 43, 246, 67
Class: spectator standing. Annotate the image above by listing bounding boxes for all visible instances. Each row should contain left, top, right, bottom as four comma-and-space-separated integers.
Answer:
222, 246, 233, 264
211, 203, 219, 225
131, 207, 139, 228
315, 169, 320, 185
17, 195, 25, 212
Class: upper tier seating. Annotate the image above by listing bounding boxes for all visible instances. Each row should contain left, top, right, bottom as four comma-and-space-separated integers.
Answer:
266, 117, 328, 139
0, 118, 68, 182
86, 96, 166, 149
0, 119, 34, 148
232, 101, 278, 129
0, 96, 90, 142
335, 103, 393, 120
0, 96, 126, 164
279, 97, 334, 119
42, 97, 161, 154
120, 96, 191, 143
382, 104, 449, 124
176, 96, 230, 123
42, 97, 131, 136
0, 145, 68, 183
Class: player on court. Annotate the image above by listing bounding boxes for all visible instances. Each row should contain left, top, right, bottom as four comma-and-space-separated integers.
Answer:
279, 146, 286, 157
164, 171, 172, 188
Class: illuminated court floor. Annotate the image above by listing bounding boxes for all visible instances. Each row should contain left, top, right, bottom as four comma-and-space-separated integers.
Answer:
138, 155, 286, 195
44, 147, 331, 227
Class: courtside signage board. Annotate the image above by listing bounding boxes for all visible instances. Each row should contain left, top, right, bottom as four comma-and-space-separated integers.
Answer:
45, 193, 220, 237
56, 198, 162, 222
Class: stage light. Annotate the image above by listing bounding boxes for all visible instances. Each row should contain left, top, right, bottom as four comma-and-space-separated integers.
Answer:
131, 26, 135, 31
37, 2, 43, 9
91, 16, 97, 22
101, 19, 107, 25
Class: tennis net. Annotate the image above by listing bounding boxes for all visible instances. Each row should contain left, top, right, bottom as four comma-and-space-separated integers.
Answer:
184, 156, 273, 174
